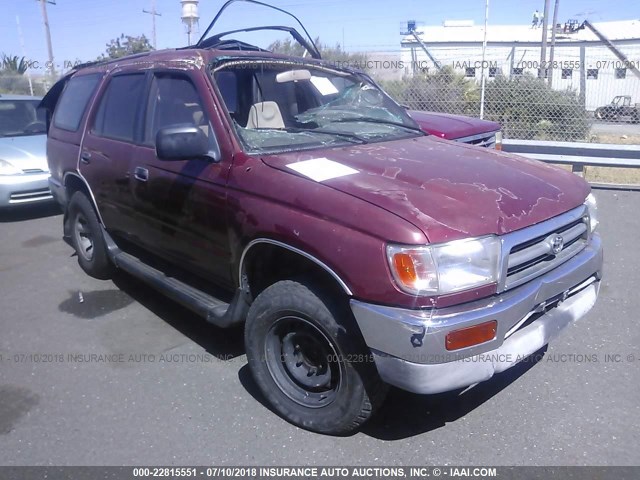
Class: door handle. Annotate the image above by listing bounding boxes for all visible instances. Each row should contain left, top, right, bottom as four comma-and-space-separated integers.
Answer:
134, 167, 149, 182
80, 152, 91, 164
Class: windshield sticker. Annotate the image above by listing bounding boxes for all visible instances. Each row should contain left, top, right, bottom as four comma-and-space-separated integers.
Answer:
287, 158, 358, 182
310, 76, 339, 96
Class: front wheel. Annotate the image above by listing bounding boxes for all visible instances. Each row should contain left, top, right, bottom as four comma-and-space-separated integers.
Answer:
244, 279, 387, 435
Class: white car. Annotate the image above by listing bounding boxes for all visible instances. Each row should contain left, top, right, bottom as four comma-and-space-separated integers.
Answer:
0, 94, 52, 207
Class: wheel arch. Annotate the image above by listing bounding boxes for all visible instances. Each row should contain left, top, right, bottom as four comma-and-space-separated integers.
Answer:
63, 172, 104, 225
239, 238, 353, 301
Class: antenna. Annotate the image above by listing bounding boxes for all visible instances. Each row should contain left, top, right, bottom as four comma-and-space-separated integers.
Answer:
181, 0, 200, 46
143, 0, 162, 49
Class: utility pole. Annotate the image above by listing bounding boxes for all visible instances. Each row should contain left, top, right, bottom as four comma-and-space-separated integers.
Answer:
547, 0, 560, 85
143, 0, 162, 50
539, 0, 551, 79
479, 0, 490, 119
37, 0, 56, 77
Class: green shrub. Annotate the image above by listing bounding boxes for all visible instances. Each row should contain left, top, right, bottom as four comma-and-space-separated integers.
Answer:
482, 74, 589, 141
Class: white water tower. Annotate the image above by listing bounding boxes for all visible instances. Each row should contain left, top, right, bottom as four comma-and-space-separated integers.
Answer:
181, 0, 200, 45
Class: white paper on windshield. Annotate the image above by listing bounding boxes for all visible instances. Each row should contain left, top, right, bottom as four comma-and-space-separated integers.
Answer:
310, 76, 339, 96
287, 158, 358, 182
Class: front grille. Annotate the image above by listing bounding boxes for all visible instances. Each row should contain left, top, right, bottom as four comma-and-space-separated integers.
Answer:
503, 209, 590, 291
9, 188, 53, 204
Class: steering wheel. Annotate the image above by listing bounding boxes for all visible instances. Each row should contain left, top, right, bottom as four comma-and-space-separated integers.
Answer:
23, 121, 46, 134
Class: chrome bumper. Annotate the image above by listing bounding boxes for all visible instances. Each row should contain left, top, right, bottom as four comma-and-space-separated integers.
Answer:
350, 233, 603, 394
0, 172, 53, 207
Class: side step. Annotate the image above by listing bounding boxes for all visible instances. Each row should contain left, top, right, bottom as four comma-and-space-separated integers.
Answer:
103, 229, 248, 328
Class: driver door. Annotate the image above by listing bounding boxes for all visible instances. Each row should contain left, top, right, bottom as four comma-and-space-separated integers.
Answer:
130, 71, 231, 286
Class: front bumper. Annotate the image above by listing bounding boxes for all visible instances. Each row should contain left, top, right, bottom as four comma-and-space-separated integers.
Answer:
0, 172, 53, 207
350, 233, 603, 394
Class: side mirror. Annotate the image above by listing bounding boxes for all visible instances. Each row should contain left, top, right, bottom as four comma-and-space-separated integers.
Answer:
156, 125, 216, 161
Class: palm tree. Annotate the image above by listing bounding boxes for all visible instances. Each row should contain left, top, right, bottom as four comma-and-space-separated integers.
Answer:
1, 54, 29, 75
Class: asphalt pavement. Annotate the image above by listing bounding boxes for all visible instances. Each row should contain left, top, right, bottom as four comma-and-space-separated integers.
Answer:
0, 190, 638, 466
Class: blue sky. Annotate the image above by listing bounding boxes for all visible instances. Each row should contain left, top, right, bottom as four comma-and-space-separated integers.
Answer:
2, 0, 639, 72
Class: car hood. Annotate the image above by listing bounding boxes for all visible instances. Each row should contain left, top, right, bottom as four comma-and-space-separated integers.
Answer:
407, 110, 500, 139
261, 135, 589, 243
0, 135, 48, 172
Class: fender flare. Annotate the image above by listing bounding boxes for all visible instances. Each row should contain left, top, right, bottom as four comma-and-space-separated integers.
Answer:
238, 238, 353, 296
63, 171, 105, 226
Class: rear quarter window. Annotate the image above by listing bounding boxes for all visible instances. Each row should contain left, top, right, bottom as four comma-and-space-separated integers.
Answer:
52, 74, 102, 132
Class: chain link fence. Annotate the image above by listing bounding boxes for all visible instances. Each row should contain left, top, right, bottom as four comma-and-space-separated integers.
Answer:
366, 45, 640, 143
3, 48, 639, 145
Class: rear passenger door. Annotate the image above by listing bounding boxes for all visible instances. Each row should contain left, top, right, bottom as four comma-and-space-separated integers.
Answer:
130, 71, 231, 285
79, 72, 147, 238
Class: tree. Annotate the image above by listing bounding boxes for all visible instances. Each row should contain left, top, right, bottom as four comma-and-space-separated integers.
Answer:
98, 34, 154, 61
0, 53, 42, 95
1, 54, 29, 75
267, 37, 369, 71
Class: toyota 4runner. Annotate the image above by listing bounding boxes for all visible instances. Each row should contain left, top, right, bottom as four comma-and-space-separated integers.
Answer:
42, 1, 603, 435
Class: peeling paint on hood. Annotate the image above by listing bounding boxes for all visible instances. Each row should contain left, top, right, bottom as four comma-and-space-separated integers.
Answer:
262, 135, 590, 243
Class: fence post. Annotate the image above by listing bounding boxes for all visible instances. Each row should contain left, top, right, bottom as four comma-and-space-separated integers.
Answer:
579, 46, 586, 108
509, 46, 515, 77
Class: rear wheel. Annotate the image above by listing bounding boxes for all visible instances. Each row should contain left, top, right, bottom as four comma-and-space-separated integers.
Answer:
244, 279, 387, 435
68, 191, 114, 280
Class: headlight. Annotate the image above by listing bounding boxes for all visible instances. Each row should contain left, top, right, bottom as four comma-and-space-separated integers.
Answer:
0, 159, 22, 176
584, 193, 598, 233
387, 236, 501, 296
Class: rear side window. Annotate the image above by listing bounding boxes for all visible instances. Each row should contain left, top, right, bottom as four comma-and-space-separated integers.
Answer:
93, 74, 146, 142
52, 74, 101, 132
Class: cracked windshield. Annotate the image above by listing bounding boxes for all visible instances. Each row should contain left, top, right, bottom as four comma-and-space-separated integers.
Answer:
213, 62, 423, 153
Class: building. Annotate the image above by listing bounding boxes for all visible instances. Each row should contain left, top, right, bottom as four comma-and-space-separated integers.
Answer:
400, 19, 640, 111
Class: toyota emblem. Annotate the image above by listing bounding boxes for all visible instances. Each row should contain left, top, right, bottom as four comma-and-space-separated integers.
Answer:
550, 235, 564, 254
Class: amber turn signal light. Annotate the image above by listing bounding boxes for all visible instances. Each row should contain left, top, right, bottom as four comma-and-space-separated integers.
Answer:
393, 253, 417, 285
445, 320, 497, 351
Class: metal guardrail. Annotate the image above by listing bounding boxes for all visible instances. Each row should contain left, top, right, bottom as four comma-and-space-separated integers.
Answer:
503, 139, 640, 190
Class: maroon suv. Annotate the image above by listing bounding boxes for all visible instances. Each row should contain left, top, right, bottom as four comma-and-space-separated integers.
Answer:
42, 4, 602, 435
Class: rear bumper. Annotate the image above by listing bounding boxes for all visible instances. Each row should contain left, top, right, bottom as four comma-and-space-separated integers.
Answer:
350, 234, 603, 394
0, 172, 53, 207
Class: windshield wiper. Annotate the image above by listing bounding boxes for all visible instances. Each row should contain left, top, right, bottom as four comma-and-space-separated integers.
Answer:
328, 117, 425, 134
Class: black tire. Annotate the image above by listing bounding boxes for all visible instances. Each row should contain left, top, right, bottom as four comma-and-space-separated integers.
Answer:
67, 191, 114, 280
244, 279, 387, 435
594, 108, 604, 120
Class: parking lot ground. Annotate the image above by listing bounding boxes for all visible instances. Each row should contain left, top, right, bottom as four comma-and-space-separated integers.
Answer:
0, 190, 639, 466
